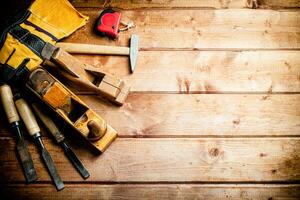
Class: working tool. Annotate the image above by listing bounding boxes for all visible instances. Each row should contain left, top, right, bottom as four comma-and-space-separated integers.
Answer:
25, 67, 117, 154
43, 42, 130, 105
43, 43, 130, 104
0, 0, 120, 157
56, 34, 139, 73
31, 103, 90, 179
0, 0, 130, 104
94, 8, 135, 38
0, 84, 38, 183
15, 97, 64, 191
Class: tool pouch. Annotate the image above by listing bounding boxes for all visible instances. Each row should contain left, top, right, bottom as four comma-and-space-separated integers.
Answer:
0, 0, 88, 83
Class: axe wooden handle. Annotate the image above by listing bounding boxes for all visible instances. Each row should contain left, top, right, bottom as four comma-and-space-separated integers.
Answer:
56, 42, 130, 55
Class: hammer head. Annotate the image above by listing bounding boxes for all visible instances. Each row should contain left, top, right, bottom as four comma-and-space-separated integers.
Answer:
129, 34, 139, 73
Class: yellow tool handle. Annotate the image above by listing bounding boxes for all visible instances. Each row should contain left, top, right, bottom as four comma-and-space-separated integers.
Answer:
0, 85, 20, 123
56, 42, 130, 55
15, 98, 40, 136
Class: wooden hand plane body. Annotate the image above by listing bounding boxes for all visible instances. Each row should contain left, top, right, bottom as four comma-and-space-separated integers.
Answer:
26, 68, 117, 153
42, 43, 130, 106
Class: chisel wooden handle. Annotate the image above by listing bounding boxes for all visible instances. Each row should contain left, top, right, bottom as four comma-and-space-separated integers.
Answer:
31, 103, 65, 143
0, 85, 20, 123
15, 99, 40, 136
56, 42, 130, 55
31, 103, 90, 179
0, 85, 38, 183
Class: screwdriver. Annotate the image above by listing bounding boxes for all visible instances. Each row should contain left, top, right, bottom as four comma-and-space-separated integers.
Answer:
31, 103, 90, 179
14, 96, 64, 191
0, 84, 38, 183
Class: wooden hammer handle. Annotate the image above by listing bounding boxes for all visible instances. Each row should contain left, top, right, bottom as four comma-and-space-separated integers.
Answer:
56, 42, 130, 55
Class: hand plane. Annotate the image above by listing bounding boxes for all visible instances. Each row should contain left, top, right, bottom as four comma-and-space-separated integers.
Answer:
41, 43, 130, 106
25, 67, 117, 154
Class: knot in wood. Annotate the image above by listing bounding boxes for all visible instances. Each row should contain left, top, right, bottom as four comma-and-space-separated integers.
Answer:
209, 148, 220, 157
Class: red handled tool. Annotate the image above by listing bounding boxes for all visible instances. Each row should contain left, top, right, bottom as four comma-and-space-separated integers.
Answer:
94, 9, 134, 39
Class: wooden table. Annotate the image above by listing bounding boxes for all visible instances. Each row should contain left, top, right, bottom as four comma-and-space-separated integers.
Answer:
1, 0, 300, 199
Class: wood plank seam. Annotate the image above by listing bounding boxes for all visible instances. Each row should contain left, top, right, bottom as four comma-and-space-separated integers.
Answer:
70, 0, 300, 9
1, 138, 300, 182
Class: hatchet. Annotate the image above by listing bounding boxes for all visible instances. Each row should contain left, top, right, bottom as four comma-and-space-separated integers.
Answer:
56, 34, 139, 73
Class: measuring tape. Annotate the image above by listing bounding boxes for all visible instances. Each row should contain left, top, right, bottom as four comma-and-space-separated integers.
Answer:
94, 9, 135, 39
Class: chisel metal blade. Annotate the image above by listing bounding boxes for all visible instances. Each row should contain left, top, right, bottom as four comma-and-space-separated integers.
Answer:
41, 148, 65, 191
31, 102, 90, 180
0, 84, 37, 183
61, 142, 90, 179
16, 139, 38, 183
15, 97, 64, 191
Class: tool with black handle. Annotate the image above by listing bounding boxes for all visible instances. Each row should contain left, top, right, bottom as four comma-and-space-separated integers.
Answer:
14, 97, 64, 191
0, 84, 38, 183
31, 103, 90, 179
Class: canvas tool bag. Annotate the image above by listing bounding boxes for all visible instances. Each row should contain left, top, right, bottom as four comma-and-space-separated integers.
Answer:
0, 0, 88, 83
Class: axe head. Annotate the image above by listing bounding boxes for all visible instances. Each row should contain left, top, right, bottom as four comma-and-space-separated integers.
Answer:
129, 34, 139, 73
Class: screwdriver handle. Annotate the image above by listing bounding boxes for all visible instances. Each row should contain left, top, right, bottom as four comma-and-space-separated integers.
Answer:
0, 84, 20, 123
15, 98, 41, 136
32, 103, 65, 143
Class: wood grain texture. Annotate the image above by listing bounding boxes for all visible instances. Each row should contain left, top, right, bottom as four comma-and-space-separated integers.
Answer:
1, 138, 300, 182
78, 94, 300, 137
64, 9, 300, 49
1, 184, 300, 200
70, 0, 300, 9
1, 1, 300, 197
63, 50, 300, 93
1, 94, 299, 137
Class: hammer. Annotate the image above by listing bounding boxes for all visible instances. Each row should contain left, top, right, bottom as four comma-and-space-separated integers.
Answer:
56, 34, 139, 73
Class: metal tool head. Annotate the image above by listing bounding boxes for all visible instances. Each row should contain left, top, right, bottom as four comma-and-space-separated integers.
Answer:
16, 139, 38, 183
129, 34, 139, 73
61, 142, 90, 179
35, 137, 64, 191
41, 146, 65, 191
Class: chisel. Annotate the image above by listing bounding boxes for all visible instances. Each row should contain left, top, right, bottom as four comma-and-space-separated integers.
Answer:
0, 84, 37, 183
14, 97, 64, 191
31, 103, 90, 179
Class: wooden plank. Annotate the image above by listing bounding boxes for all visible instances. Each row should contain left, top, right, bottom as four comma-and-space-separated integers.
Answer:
0, 94, 299, 137
70, 0, 300, 9
79, 94, 300, 137
64, 9, 300, 49
1, 184, 300, 200
1, 138, 300, 182
66, 50, 300, 93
